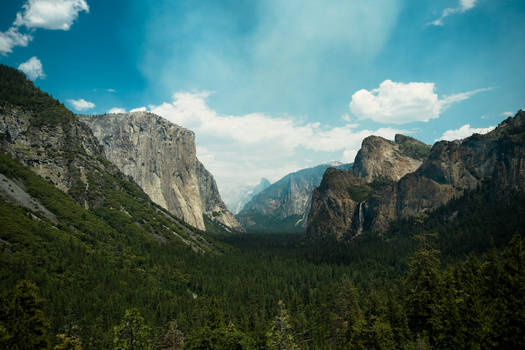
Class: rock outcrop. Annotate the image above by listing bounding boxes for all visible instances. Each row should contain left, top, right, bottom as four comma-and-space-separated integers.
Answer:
352, 134, 430, 182
79, 112, 243, 232
365, 111, 525, 233
237, 162, 350, 233
307, 134, 430, 239
307, 112, 525, 239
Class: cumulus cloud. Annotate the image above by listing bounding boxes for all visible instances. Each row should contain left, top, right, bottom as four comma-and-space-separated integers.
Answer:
0, 27, 33, 55
68, 98, 95, 111
14, 0, 89, 30
431, 0, 479, 26
349, 80, 490, 124
107, 107, 126, 114
0, 0, 89, 55
438, 124, 495, 141
18, 56, 45, 80
148, 91, 405, 193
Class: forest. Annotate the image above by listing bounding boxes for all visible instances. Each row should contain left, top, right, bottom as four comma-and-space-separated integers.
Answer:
1, 146, 524, 349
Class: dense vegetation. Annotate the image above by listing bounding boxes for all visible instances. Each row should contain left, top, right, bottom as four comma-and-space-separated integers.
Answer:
0, 64, 73, 127
1, 148, 524, 348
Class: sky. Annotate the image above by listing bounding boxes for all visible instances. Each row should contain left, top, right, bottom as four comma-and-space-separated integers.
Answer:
1, 0, 524, 206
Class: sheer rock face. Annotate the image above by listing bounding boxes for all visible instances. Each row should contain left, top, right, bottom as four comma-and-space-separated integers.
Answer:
307, 111, 525, 239
79, 112, 243, 232
236, 163, 350, 233
307, 168, 370, 240
351, 134, 430, 182
307, 134, 431, 239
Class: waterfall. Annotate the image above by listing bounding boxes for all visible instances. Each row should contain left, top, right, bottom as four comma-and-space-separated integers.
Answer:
356, 202, 364, 236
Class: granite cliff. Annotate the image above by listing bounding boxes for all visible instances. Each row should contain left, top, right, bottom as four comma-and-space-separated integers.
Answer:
307, 112, 525, 239
237, 162, 350, 232
79, 112, 243, 232
307, 134, 430, 239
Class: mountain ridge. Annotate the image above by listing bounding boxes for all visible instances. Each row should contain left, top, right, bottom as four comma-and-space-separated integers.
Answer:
236, 162, 351, 232
307, 111, 525, 239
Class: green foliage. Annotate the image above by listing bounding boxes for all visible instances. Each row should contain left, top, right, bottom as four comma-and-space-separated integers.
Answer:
113, 308, 152, 350
0, 280, 49, 350
159, 320, 184, 350
347, 184, 372, 202
266, 300, 299, 350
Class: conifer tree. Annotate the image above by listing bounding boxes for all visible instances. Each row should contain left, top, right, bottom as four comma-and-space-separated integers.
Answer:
113, 308, 152, 350
1, 280, 49, 350
160, 320, 184, 350
267, 300, 299, 350
406, 234, 442, 345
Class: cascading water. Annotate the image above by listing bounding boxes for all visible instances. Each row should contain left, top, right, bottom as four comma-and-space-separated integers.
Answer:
356, 202, 364, 236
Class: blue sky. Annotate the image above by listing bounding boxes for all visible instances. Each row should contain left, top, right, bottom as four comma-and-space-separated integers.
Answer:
1, 0, 524, 205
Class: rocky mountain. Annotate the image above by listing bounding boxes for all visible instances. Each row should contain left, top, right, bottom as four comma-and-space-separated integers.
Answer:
223, 178, 271, 214
79, 112, 243, 233
0, 64, 216, 252
351, 134, 430, 181
237, 162, 351, 232
307, 112, 525, 239
307, 134, 431, 239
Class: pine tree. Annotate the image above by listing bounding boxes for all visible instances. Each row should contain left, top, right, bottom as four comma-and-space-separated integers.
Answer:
1, 280, 49, 350
113, 308, 152, 350
160, 320, 184, 350
405, 234, 442, 345
266, 300, 299, 350
331, 278, 365, 349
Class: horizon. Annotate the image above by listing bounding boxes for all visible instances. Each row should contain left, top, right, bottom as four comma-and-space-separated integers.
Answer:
1, 0, 524, 203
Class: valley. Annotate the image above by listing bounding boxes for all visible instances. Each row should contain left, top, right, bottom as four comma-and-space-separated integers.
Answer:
1, 64, 524, 349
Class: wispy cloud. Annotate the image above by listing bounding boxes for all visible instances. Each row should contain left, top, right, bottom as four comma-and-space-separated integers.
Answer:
18, 56, 45, 80
0, 0, 89, 55
501, 111, 514, 117
431, 0, 479, 26
438, 124, 495, 141
0, 28, 32, 55
68, 98, 95, 111
349, 80, 491, 124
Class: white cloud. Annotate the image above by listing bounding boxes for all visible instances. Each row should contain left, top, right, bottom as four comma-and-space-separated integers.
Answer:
130, 107, 147, 113
149, 91, 405, 193
0, 0, 88, 55
431, 0, 479, 26
18, 56, 45, 80
106, 88, 116, 93
14, 0, 89, 30
0, 27, 32, 55
438, 124, 495, 141
501, 111, 514, 117
107, 107, 126, 114
349, 80, 490, 124
68, 98, 95, 111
